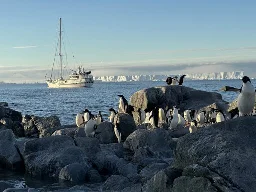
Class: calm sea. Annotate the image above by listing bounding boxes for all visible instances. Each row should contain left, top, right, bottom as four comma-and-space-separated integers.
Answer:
0, 79, 255, 125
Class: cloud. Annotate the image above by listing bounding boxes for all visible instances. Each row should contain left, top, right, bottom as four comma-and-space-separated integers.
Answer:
12, 45, 37, 49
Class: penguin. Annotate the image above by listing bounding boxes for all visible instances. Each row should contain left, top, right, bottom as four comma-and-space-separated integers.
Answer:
166, 75, 186, 85
109, 108, 117, 123
165, 107, 173, 121
84, 119, 97, 137
83, 109, 90, 123
75, 113, 84, 128
216, 109, 225, 123
96, 111, 103, 125
169, 106, 179, 129
143, 110, 152, 124
138, 108, 146, 124
208, 108, 216, 124
252, 106, 256, 116
149, 106, 159, 128
126, 105, 134, 117
196, 111, 206, 125
237, 76, 256, 116
158, 107, 166, 125
189, 109, 197, 120
189, 120, 198, 133
114, 120, 122, 143
183, 110, 192, 123
177, 114, 186, 127
118, 95, 128, 113
228, 107, 239, 119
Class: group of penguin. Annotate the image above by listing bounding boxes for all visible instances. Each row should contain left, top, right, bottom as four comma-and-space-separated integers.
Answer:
75, 75, 256, 141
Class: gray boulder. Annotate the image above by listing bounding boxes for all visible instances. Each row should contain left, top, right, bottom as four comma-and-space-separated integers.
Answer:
0, 129, 23, 171
94, 122, 116, 144
100, 143, 124, 158
130, 85, 227, 113
85, 168, 102, 183
75, 137, 101, 159
113, 113, 137, 141
0, 181, 13, 192
52, 127, 77, 138
102, 175, 131, 191
59, 163, 90, 184
0, 106, 22, 122
139, 163, 169, 183
23, 135, 91, 179
173, 116, 256, 192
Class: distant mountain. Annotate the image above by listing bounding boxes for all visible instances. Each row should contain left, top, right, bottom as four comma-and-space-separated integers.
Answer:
94, 71, 244, 82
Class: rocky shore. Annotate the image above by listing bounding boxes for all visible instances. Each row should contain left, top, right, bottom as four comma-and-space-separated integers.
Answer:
0, 85, 255, 192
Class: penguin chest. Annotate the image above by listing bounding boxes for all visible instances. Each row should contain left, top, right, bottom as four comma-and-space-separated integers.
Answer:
238, 92, 255, 115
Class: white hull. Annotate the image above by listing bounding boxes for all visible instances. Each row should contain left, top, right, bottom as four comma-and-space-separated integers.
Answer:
46, 80, 93, 88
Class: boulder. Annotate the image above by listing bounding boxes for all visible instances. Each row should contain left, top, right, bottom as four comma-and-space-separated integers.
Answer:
0, 181, 13, 192
23, 135, 91, 179
113, 113, 137, 141
173, 116, 256, 192
75, 137, 101, 159
139, 163, 169, 183
59, 163, 90, 184
102, 175, 131, 191
130, 85, 227, 113
33, 115, 61, 138
0, 129, 23, 171
100, 143, 124, 158
22, 116, 39, 138
0, 118, 24, 137
94, 122, 116, 144
85, 168, 102, 183
52, 128, 77, 138
0, 106, 22, 122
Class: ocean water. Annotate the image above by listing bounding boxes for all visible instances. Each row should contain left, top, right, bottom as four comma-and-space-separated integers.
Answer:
0, 79, 255, 126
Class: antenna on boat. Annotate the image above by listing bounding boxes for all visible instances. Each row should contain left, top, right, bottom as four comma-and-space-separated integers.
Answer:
59, 18, 63, 79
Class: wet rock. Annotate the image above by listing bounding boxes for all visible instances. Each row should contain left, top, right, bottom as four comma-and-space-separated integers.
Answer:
85, 168, 102, 183
102, 175, 131, 191
100, 143, 124, 158
0, 106, 22, 122
75, 137, 101, 160
142, 170, 169, 192
139, 163, 169, 183
0, 129, 23, 171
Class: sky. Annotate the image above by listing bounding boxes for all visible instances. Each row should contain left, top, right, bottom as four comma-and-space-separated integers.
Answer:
0, 0, 256, 83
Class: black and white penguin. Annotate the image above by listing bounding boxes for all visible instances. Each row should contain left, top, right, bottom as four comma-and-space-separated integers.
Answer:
83, 109, 91, 123
149, 106, 159, 128
196, 111, 206, 125
114, 117, 122, 143
183, 109, 192, 123
138, 108, 146, 124
228, 107, 239, 119
118, 95, 128, 113
109, 108, 117, 123
189, 109, 197, 121
96, 111, 103, 125
237, 76, 256, 116
215, 109, 225, 123
166, 75, 186, 85
75, 113, 84, 128
189, 120, 198, 133
168, 106, 179, 129
158, 107, 166, 125
84, 119, 97, 137
208, 108, 217, 124
126, 105, 134, 116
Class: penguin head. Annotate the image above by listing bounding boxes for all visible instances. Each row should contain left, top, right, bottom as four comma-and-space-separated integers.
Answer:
166, 77, 173, 85
242, 76, 251, 83
117, 94, 124, 98
84, 109, 90, 113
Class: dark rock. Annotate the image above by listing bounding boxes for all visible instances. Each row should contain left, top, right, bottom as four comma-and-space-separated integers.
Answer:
22, 116, 39, 138
0, 129, 23, 171
0, 106, 22, 122
113, 113, 137, 141
75, 137, 101, 160
23, 135, 91, 179
100, 143, 124, 158
85, 168, 102, 183
102, 175, 131, 191
94, 122, 116, 144
172, 176, 218, 192
52, 128, 76, 138
15, 137, 32, 158
0, 102, 8, 107
174, 116, 256, 192
130, 86, 227, 113
59, 163, 90, 184
0, 181, 13, 192
140, 163, 169, 183
74, 128, 87, 137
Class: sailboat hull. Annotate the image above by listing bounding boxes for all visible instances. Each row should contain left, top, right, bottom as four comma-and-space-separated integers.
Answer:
46, 80, 93, 88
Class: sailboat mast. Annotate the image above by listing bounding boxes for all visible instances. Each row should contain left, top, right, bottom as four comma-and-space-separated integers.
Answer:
59, 18, 63, 79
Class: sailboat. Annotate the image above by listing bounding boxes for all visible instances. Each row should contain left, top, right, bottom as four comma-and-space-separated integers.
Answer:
46, 18, 94, 88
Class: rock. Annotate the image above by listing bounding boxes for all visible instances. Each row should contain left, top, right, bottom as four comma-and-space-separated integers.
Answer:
74, 127, 87, 137
24, 135, 91, 179
124, 129, 175, 161
172, 176, 218, 192
114, 113, 137, 141
33, 115, 61, 138
93, 151, 137, 177
174, 116, 256, 192
102, 175, 131, 191
100, 143, 124, 158
0, 106, 22, 122
15, 137, 32, 158
142, 170, 169, 192
75, 137, 101, 159
0, 181, 13, 192
0, 129, 23, 171
52, 128, 76, 137
22, 115, 39, 138
130, 86, 227, 113
0, 102, 8, 107
140, 163, 169, 183
85, 168, 102, 183
94, 122, 116, 144
59, 163, 90, 184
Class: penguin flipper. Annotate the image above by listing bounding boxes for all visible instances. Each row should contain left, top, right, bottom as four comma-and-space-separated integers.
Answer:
179, 75, 186, 85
